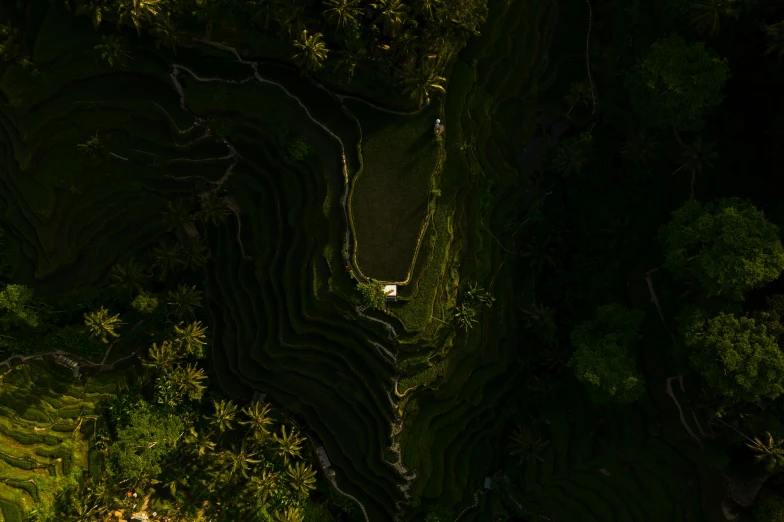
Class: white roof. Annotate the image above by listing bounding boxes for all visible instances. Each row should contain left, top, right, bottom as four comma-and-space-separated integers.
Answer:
384, 285, 397, 297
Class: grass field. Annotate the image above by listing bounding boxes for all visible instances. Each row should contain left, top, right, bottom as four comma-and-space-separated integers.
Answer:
0, 360, 135, 521
347, 102, 441, 283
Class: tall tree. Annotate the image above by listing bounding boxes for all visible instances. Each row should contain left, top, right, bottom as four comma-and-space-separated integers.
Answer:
147, 340, 179, 372
173, 320, 208, 357
763, 22, 784, 66
689, 0, 739, 36
84, 307, 123, 343
625, 35, 729, 131
117, 0, 161, 35
210, 399, 238, 434
567, 304, 646, 404
200, 196, 230, 225
109, 258, 147, 296
508, 425, 549, 466
273, 425, 305, 464
292, 30, 329, 73
0, 284, 40, 329
241, 402, 274, 441
170, 363, 208, 401
747, 432, 784, 473
274, 506, 305, 522
372, 0, 407, 35
166, 285, 203, 319
152, 242, 184, 280
250, 469, 280, 503
286, 461, 317, 497
683, 311, 784, 403
658, 198, 784, 298
94, 35, 130, 68
323, 0, 363, 30
110, 402, 184, 482
402, 60, 446, 107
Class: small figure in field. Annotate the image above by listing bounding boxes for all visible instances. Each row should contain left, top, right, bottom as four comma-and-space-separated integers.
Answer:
434, 118, 444, 137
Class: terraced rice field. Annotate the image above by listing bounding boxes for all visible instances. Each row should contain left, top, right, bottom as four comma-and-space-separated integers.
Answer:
0, 0, 717, 521
348, 101, 441, 283
0, 360, 135, 521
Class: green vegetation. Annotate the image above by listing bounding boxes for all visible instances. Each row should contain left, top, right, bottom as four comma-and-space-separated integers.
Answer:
567, 304, 646, 404
0, 0, 783, 518
659, 198, 784, 298
682, 310, 784, 402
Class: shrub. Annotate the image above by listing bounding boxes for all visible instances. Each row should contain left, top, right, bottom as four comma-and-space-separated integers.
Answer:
286, 137, 312, 161
355, 278, 387, 310
131, 292, 159, 314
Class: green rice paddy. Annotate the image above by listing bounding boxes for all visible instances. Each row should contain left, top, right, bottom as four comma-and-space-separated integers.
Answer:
0, 360, 136, 521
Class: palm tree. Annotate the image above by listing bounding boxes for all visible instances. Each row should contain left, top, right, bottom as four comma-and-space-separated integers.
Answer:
521, 236, 558, 274
402, 60, 446, 108
763, 22, 784, 66
179, 239, 209, 270
550, 137, 590, 177
689, 0, 739, 37
171, 363, 208, 401
286, 461, 317, 497
454, 302, 478, 331
372, 0, 407, 35
154, 17, 183, 54
200, 195, 230, 225
184, 427, 216, 458
332, 46, 365, 82
161, 200, 193, 231
565, 79, 593, 118
293, 30, 329, 73
248, 0, 284, 28
94, 35, 130, 68
673, 137, 717, 200
323, 0, 362, 30
75, 0, 109, 29
225, 440, 261, 481
210, 399, 238, 434
77, 133, 104, 162
509, 425, 549, 466
522, 302, 556, 344
274, 506, 305, 522
117, 0, 161, 35
273, 425, 305, 464
620, 129, 659, 166
166, 284, 203, 319
173, 320, 208, 357
250, 469, 280, 502
241, 401, 274, 440
84, 307, 123, 343
274, 5, 305, 40
109, 258, 147, 296
147, 340, 179, 371
152, 242, 184, 280
415, 0, 443, 20
746, 432, 784, 473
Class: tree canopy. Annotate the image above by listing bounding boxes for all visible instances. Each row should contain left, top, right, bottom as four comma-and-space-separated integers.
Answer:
625, 35, 729, 131
110, 402, 185, 481
567, 304, 646, 404
658, 198, 784, 299
682, 311, 784, 403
